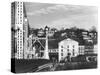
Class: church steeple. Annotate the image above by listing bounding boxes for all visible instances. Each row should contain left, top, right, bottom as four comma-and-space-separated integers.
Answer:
23, 2, 27, 17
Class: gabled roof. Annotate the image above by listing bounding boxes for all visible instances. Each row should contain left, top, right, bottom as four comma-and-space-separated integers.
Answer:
59, 38, 78, 44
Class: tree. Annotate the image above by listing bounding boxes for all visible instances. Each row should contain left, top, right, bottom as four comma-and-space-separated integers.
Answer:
89, 26, 97, 32
70, 26, 77, 30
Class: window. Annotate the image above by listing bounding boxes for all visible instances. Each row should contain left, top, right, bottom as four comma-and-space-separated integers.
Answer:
20, 10, 22, 13
20, 31, 22, 34
73, 49, 75, 56
20, 47, 22, 49
20, 5, 22, 7
61, 53, 63, 56
61, 46, 63, 48
61, 49, 63, 52
20, 35, 22, 37
18, 8, 19, 11
79, 47, 80, 50
73, 52, 75, 56
20, 20, 22, 22
67, 45, 69, 48
20, 38, 22, 40
67, 49, 69, 52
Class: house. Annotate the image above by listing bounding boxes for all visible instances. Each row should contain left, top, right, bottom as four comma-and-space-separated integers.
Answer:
44, 26, 57, 37
48, 30, 55, 37
37, 28, 44, 36
79, 45, 85, 55
48, 40, 59, 61
88, 31, 97, 39
58, 38, 79, 61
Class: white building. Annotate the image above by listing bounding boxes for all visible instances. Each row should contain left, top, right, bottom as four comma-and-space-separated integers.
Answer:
11, 1, 28, 59
58, 38, 79, 61
15, 2, 24, 59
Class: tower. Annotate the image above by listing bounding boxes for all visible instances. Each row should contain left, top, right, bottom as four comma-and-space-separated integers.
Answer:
11, 1, 26, 59
23, 18, 28, 59
15, 2, 24, 59
44, 26, 49, 59
23, 3, 29, 59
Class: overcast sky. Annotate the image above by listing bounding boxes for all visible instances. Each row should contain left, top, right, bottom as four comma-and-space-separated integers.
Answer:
24, 2, 98, 30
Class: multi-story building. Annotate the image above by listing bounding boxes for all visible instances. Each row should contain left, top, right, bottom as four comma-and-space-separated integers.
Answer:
58, 38, 79, 61
16, 2, 24, 59
11, 1, 29, 59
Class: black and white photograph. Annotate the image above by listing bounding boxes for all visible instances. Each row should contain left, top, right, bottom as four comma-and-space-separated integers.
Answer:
11, 1, 98, 73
